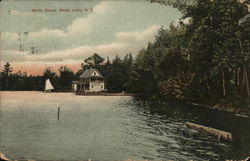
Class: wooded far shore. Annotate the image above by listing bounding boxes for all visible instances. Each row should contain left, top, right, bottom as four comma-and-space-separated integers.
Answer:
1, 1, 249, 116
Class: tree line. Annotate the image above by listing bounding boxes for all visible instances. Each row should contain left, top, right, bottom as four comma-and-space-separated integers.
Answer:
0, 0, 249, 110
0, 53, 133, 92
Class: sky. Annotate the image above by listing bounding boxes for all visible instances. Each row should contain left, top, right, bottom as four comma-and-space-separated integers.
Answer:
0, 0, 182, 75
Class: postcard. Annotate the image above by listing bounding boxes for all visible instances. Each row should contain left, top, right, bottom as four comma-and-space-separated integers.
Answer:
0, 0, 249, 160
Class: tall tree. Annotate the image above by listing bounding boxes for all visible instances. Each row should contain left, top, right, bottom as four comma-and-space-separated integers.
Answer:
127, 0, 249, 109
1, 62, 13, 90
2, 62, 13, 76
84, 53, 104, 66
58, 66, 75, 90
43, 67, 56, 80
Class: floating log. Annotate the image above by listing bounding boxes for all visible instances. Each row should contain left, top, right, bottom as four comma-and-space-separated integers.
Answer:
185, 122, 233, 141
0, 152, 10, 161
235, 113, 249, 118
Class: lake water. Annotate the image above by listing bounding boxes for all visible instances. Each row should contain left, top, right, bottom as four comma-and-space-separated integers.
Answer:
0, 91, 249, 160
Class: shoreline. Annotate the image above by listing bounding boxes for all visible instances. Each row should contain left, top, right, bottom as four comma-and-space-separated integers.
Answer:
1, 91, 249, 117
185, 102, 250, 118
76, 92, 136, 96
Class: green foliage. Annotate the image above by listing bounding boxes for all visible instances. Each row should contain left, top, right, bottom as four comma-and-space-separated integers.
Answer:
84, 53, 105, 66
0, 64, 75, 91
58, 66, 75, 90
127, 0, 249, 108
105, 54, 133, 92
43, 67, 56, 80
1, 62, 13, 90
0, 69, 44, 91
2, 62, 12, 76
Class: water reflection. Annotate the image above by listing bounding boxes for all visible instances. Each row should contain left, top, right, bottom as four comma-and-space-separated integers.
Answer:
1, 92, 249, 160
128, 97, 250, 160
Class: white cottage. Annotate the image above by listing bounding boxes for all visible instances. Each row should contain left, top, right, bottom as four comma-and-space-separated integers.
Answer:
72, 69, 105, 92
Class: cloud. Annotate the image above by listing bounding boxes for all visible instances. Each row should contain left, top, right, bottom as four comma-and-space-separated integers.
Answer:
25, 1, 111, 39
1, 0, 181, 56
116, 26, 159, 44
22, 42, 129, 62
1, 32, 18, 42
93, 1, 110, 14
29, 28, 67, 39
0, 50, 27, 62
1, 1, 111, 46
0, 0, 181, 75
1, 0, 180, 75
0, 25, 161, 64
66, 17, 92, 35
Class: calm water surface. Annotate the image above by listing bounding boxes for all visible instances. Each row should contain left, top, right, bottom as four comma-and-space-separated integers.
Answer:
0, 91, 249, 160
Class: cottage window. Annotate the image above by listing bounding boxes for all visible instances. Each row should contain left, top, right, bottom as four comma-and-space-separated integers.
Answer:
91, 85, 93, 88
101, 85, 103, 88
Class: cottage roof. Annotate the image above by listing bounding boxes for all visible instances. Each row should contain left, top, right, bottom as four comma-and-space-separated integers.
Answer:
79, 69, 103, 79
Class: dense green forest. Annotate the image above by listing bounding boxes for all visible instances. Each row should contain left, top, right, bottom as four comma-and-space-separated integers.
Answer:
127, 0, 249, 110
132, 0, 249, 111
0, 0, 249, 113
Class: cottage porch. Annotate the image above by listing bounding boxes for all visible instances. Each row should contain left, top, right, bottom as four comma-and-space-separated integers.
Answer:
72, 81, 90, 92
